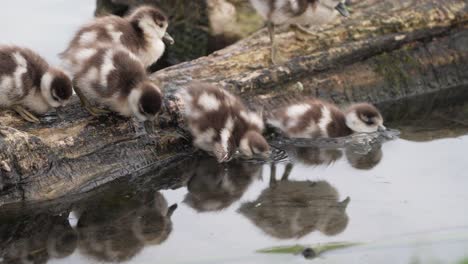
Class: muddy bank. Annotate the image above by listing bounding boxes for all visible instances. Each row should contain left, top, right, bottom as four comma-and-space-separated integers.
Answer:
0, 0, 467, 206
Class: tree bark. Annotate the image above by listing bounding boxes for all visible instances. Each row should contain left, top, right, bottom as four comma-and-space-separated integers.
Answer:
1, 0, 467, 206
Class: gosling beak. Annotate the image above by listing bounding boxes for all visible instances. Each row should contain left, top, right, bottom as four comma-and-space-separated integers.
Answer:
162, 32, 175, 45
335, 2, 350, 17
378, 125, 387, 132
55, 106, 66, 120
217, 152, 232, 163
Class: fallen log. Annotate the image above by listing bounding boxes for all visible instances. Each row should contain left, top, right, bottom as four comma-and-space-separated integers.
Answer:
1, 0, 467, 206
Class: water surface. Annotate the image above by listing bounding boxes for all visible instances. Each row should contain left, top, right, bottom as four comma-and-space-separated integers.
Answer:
1, 98, 468, 264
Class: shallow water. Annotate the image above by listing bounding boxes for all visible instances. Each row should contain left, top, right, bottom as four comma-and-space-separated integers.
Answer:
2, 1, 468, 264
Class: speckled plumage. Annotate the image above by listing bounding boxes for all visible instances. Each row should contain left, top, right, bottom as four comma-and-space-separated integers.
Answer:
0, 45, 72, 116
267, 99, 384, 138
179, 82, 270, 162
61, 5, 173, 72
72, 45, 162, 121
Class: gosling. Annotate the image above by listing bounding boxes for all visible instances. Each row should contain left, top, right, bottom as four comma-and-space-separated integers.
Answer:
61, 5, 174, 71
267, 99, 385, 138
72, 45, 162, 121
178, 82, 270, 163
0, 45, 72, 123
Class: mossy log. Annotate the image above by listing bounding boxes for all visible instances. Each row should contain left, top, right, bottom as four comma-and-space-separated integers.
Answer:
1, 0, 468, 206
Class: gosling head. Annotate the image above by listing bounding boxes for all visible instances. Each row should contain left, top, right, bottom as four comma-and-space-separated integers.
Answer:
128, 5, 174, 45
345, 103, 385, 133
129, 81, 163, 122
41, 68, 73, 108
239, 130, 271, 159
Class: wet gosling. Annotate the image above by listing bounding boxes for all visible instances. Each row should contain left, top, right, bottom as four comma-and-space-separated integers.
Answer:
72, 45, 163, 121
178, 82, 270, 163
249, 0, 349, 64
0, 45, 72, 123
267, 99, 385, 138
61, 5, 174, 71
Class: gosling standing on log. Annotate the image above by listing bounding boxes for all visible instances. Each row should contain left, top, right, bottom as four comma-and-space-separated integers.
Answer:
179, 82, 270, 163
0, 45, 72, 123
72, 45, 163, 121
267, 100, 385, 138
61, 5, 174, 72
250, 0, 350, 64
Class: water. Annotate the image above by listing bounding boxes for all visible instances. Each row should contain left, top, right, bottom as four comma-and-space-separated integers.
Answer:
1, 101, 468, 264
2, 1, 468, 264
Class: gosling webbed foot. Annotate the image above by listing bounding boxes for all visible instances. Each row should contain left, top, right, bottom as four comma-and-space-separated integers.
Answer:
291, 24, 316, 36
85, 106, 110, 117
74, 83, 110, 117
159, 130, 190, 142
13, 105, 40, 123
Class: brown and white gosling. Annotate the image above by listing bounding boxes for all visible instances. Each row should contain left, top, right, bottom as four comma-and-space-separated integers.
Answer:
178, 82, 270, 163
61, 5, 174, 71
267, 99, 385, 138
72, 45, 163, 121
0, 45, 72, 123
249, 0, 349, 64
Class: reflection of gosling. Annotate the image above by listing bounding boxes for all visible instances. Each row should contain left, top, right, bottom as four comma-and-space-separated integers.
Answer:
183, 157, 262, 212
132, 193, 177, 245
0, 46, 73, 123
61, 5, 174, 69
179, 82, 270, 162
239, 175, 350, 239
47, 215, 79, 259
249, 0, 349, 63
288, 146, 343, 166
72, 45, 163, 120
346, 143, 383, 170
76, 190, 175, 262
0, 213, 78, 264
268, 99, 385, 138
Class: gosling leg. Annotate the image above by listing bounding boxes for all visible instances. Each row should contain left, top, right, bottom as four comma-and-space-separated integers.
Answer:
281, 162, 294, 181
269, 163, 277, 186
268, 22, 279, 65
73, 84, 109, 116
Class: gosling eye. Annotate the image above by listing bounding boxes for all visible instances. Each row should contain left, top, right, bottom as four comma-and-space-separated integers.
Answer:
364, 118, 375, 125
155, 21, 163, 28
361, 115, 375, 125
